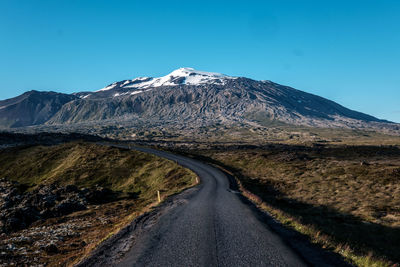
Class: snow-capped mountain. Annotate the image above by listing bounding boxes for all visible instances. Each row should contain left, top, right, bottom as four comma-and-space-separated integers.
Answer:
0, 67, 398, 134
98, 67, 235, 92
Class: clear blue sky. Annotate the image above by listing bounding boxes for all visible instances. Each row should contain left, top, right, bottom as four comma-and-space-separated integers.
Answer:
1, 0, 399, 122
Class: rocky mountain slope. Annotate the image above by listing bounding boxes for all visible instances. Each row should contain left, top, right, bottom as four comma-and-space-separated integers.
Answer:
0, 91, 78, 128
0, 68, 398, 133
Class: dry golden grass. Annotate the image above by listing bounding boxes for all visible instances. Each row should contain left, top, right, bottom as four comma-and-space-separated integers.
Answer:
198, 144, 400, 266
0, 142, 196, 197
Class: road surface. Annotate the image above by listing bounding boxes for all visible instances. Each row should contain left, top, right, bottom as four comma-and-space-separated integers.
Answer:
79, 145, 349, 267
117, 146, 310, 267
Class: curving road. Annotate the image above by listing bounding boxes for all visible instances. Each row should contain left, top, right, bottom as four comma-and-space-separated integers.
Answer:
112, 146, 312, 267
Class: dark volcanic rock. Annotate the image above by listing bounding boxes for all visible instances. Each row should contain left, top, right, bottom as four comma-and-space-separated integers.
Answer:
0, 178, 113, 233
3, 206, 40, 232
54, 199, 86, 216
43, 242, 59, 254
84, 186, 112, 204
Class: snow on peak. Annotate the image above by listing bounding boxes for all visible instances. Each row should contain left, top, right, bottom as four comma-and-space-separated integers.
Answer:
124, 67, 235, 89
97, 67, 235, 91
168, 67, 228, 79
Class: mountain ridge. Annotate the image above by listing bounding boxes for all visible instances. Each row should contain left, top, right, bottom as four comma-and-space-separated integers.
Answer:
0, 68, 398, 135
0, 90, 78, 128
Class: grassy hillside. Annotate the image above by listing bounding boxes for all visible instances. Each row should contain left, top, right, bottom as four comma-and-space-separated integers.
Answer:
197, 145, 400, 266
0, 142, 196, 266
0, 142, 195, 198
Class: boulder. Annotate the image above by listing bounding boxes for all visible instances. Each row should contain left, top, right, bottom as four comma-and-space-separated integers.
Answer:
0, 180, 113, 233
43, 243, 59, 254
54, 199, 86, 216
